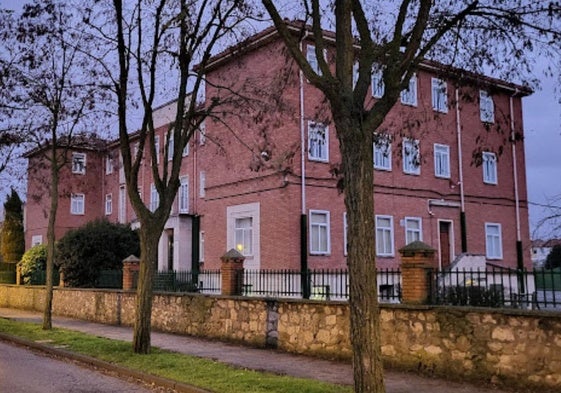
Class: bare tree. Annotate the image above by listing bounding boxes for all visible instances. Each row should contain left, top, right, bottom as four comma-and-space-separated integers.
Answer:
0, 0, 108, 329
88, 0, 255, 353
261, 1, 561, 392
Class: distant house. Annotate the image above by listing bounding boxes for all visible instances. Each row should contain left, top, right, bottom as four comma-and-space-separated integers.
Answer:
531, 239, 561, 268
24, 23, 533, 274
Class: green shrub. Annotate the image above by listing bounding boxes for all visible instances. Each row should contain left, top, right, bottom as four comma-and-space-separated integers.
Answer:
56, 219, 139, 288
18, 245, 47, 284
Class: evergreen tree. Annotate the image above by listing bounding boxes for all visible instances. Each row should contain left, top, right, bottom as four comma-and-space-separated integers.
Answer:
545, 245, 561, 270
1, 188, 25, 263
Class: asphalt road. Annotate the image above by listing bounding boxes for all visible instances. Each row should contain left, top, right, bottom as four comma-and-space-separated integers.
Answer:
0, 341, 173, 393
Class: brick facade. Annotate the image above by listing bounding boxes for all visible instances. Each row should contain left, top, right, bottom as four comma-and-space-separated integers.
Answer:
24, 24, 532, 273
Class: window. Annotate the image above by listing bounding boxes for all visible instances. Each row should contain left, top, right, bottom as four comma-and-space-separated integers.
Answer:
199, 171, 206, 198
306, 44, 325, 75
343, 213, 348, 256
376, 215, 394, 256
150, 184, 159, 212
401, 75, 417, 106
373, 135, 392, 171
310, 210, 330, 255
234, 217, 253, 256
71, 194, 85, 215
308, 122, 329, 162
434, 144, 450, 178
154, 135, 160, 164
405, 217, 422, 244
179, 176, 189, 213
167, 134, 174, 161
371, 64, 385, 98
198, 120, 206, 146
105, 194, 112, 215
72, 153, 86, 174
105, 155, 113, 175
31, 235, 43, 246
199, 231, 205, 262
403, 139, 420, 175
480, 90, 494, 123
485, 223, 503, 259
119, 185, 126, 223
432, 77, 448, 113
482, 151, 497, 184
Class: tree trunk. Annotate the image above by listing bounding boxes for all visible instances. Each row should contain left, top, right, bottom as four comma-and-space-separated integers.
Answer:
336, 116, 385, 393
132, 225, 160, 354
43, 156, 59, 330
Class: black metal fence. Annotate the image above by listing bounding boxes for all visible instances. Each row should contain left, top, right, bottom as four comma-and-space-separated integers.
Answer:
243, 268, 402, 302
430, 267, 561, 310
149, 270, 221, 294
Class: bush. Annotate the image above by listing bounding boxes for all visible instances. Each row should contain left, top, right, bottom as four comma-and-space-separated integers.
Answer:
56, 219, 139, 288
18, 245, 47, 285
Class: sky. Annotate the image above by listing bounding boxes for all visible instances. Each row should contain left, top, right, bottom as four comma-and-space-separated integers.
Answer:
1, 0, 560, 239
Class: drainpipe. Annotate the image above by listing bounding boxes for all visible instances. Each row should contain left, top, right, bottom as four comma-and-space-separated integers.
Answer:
510, 91, 525, 292
455, 88, 467, 252
299, 39, 310, 299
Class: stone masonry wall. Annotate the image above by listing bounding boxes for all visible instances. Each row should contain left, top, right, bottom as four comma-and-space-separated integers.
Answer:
0, 285, 559, 391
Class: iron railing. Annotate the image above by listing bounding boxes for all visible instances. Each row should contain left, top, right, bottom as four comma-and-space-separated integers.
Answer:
243, 269, 401, 302
143, 270, 221, 294
430, 267, 561, 310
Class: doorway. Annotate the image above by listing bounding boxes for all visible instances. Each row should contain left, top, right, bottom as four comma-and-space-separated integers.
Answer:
438, 221, 453, 269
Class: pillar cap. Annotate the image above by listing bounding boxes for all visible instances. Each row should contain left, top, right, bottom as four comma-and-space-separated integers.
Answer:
399, 241, 435, 257
221, 248, 245, 261
123, 254, 140, 263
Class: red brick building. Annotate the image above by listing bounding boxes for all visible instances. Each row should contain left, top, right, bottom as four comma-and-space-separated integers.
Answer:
24, 24, 532, 273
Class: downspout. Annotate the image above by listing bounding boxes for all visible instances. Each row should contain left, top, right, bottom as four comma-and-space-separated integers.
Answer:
455, 88, 467, 252
299, 39, 310, 299
510, 91, 525, 292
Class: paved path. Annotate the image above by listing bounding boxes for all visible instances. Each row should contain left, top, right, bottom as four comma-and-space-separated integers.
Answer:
0, 308, 523, 392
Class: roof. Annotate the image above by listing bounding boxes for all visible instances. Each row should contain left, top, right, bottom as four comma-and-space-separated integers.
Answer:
532, 239, 561, 248
24, 134, 109, 158
205, 20, 532, 96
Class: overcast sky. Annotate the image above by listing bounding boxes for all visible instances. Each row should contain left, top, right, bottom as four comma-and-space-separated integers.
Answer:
1, 0, 560, 239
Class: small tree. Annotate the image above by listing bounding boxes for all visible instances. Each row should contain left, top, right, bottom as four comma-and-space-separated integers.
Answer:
56, 219, 139, 287
1, 188, 25, 264
18, 244, 47, 285
545, 245, 561, 270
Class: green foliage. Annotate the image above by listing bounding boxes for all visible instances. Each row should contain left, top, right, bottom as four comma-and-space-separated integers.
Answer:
1, 189, 25, 263
545, 245, 561, 269
18, 244, 47, 284
56, 219, 139, 288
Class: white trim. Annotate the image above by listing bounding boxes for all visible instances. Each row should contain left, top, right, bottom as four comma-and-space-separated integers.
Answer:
404, 217, 422, 244
400, 74, 417, 106
308, 121, 329, 162
373, 135, 392, 171
482, 151, 498, 184
434, 143, 451, 178
71, 152, 86, 174
105, 193, 112, 215
227, 202, 260, 269
179, 176, 189, 213
403, 138, 420, 175
480, 90, 495, 123
375, 215, 394, 257
485, 222, 503, 259
432, 77, 448, 113
70, 193, 85, 215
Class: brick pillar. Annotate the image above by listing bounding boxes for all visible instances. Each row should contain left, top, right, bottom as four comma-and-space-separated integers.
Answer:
399, 241, 436, 304
221, 249, 245, 296
122, 255, 140, 291
16, 264, 21, 285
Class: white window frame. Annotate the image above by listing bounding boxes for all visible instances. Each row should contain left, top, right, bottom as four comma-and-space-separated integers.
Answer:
70, 193, 85, 215
154, 135, 160, 164
400, 74, 417, 106
150, 183, 159, 212
105, 155, 113, 175
373, 135, 392, 171
432, 77, 448, 113
434, 143, 451, 178
482, 151, 497, 184
403, 138, 420, 175
308, 122, 329, 162
309, 210, 331, 255
405, 217, 422, 245
485, 223, 503, 259
371, 64, 385, 98
167, 134, 174, 161
234, 217, 254, 257
72, 152, 86, 174
199, 171, 206, 198
227, 203, 260, 269
179, 176, 189, 213
198, 120, 206, 146
31, 235, 43, 246
306, 44, 326, 76
105, 193, 112, 215
480, 90, 495, 123
199, 231, 205, 262
375, 215, 394, 257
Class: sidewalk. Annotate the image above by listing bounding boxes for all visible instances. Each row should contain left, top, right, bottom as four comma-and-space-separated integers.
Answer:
0, 307, 518, 393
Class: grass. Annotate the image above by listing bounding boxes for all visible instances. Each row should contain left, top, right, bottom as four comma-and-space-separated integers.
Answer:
0, 318, 351, 393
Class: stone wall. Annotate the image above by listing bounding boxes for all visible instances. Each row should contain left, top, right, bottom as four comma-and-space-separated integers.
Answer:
1, 284, 560, 391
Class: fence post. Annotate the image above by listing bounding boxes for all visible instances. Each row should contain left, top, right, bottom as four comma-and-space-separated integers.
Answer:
122, 255, 140, 291
221, 249, 245, 296
399, 241, 436, 304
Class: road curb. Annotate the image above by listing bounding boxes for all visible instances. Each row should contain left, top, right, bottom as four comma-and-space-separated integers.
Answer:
0, 332, 212, 393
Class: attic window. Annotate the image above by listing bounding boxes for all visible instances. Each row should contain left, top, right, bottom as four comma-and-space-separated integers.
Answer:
72, 153, 86, 174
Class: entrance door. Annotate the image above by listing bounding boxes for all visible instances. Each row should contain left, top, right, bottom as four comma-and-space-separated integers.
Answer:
167, 230, 174, 271
439, 221, 451, 269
